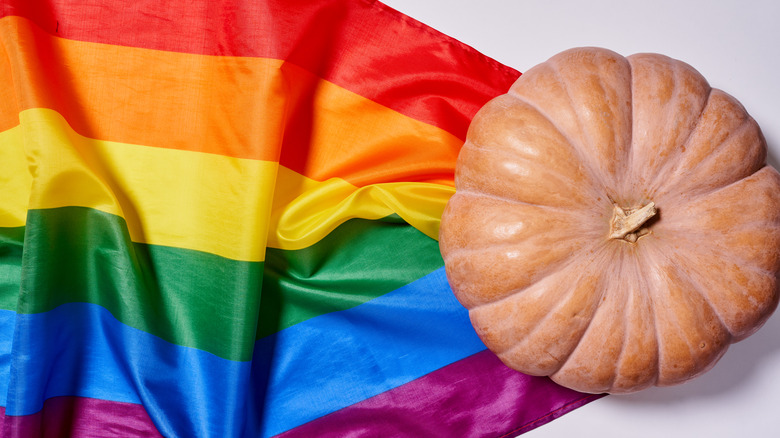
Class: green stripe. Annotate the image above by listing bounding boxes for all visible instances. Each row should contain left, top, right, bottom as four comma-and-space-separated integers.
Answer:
0, 226, 24, 311
20, 207, 262, 362
14, 208, 444, 358
259, 214, 444, 339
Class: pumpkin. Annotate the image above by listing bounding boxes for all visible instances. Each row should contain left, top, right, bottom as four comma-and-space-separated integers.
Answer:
439, 47, 780, 394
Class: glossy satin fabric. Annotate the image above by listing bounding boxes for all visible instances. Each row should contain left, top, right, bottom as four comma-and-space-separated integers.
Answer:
0, 0, 603, 436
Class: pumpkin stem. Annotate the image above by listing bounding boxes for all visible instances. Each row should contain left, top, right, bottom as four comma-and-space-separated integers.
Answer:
608, 202, 656, 242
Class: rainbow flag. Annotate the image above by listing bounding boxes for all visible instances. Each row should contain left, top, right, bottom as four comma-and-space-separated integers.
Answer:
0, 0, 602, 435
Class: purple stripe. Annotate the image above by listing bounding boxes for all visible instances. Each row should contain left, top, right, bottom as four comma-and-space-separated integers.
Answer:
1, 396, 162, 437
274, 350, 604, 438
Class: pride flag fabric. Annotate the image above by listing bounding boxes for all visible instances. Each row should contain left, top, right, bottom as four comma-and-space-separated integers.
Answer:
0, 0, 603, 436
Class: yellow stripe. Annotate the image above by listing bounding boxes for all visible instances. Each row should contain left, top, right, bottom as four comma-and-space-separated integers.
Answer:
0, 125, 30, 227
6, 109, 454, 255
269, 167, 453, 250
21, 108, 277, 262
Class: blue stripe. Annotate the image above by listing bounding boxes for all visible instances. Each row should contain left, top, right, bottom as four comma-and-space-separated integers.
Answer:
1, 267, 484, 437
251, 267, 486, 437
0, 309, 15, 407
3, 303, 251, 437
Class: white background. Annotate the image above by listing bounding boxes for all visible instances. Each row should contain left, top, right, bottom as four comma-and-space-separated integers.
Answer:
382, 1, 780, 437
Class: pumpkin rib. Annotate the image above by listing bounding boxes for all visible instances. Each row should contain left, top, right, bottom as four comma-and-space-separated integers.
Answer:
549, 282, 625, 392
464, 93, 600, 196
600, 245, 655, 393
466, 257, 604, 360
622, 57, 636, 197
658, 106, 761, 203
503, 86, 611, 196
465, 240, 602, 313
479, 274, 580, 357
626, 249, 661, 391
455, 141, 599, 209
667, 248, 737, 344
655, 229, 780, 336
660, 216, 780, 253
547, 54, 623, 191
639, 240, 695, 386
547, 245, 627, 386
643, 76, 713, 198
698, 216, 780, 240
495, 244, 613, 373
636, 243, 664, 390
442, 238, 579, 262
669, 249, 733, 345
454, 186, 585, 214
666, 261, 732, 384
607, 290, 633, 393
462, 136, 590, 189
625, 55, 713, 199
713, 244, 780, 280
460, 140, 597, 201
595, 54, 633, 195
640, 238, 732, 386
597, 272, 634, 393
444, 238, 589, 309
439, 190, 592, 255
655, 167, 780, 244
455, 186, 581, 213
669, 162, 770, 213
470, 274, 568, 357
671, 228, 780, 280
680, 116, 754, 175
606, 249, 659, 393
463, 270, 563, 317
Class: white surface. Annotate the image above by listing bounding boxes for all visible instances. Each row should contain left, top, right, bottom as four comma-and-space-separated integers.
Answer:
381, 1, 780, 437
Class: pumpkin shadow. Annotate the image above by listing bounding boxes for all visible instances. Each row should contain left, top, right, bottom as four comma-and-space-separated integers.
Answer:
609, 135, 780, 405
766, 133, 780, 171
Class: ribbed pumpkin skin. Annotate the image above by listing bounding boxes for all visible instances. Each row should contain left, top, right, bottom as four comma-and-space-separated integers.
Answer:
439, 47, 780, 394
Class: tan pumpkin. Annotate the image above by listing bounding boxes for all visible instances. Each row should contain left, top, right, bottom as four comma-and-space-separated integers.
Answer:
439, 47, 780, 394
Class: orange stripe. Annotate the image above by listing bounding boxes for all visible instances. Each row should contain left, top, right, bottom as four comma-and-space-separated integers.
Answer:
0, 16, 461, 186
1, 16, 285, 162
0, 36, 18, 131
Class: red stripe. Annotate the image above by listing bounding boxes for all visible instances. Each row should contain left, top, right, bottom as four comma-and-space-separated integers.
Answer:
1, 0, 519, 141
274, 350, 604, 438
0, 397, 162, 437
